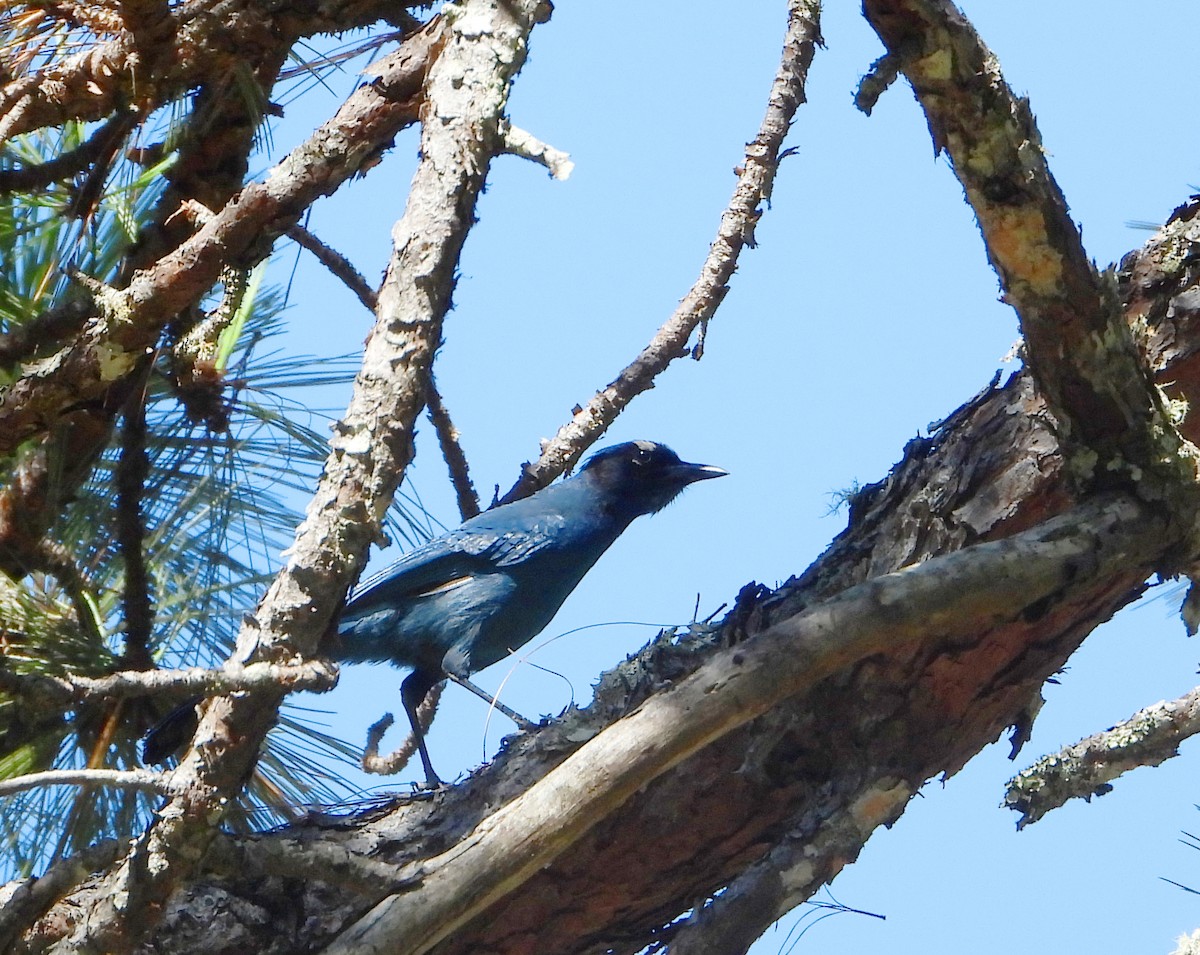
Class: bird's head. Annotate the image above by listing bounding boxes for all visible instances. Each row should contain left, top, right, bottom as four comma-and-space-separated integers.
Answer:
579, 440, 727, 517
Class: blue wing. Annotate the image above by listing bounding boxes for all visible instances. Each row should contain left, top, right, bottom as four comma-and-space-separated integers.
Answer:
341, 507, 568, 622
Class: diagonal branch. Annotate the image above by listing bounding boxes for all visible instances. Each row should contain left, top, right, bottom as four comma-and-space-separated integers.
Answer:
0, 111, 136, 195
426, 379, 480, 520
861, 0, 1182, 484
28, 2, 551, 950
0, 659, 336, 708
326, 493, 1167, 955
287, 224, 378, 312
1005, 682, 1200, 829
500, 0, 823, 503
0, 840, 122, 953
0, 19, 441, 458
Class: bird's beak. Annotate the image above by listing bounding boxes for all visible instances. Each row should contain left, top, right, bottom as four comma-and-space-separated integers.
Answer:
674, 461, 728, 485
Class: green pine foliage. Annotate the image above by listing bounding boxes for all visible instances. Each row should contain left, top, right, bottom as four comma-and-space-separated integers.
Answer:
0, 122, 419, 877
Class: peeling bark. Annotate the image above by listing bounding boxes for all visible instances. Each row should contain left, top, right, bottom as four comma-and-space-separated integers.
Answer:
5, 2, 1200, 953
23, 201, 1200, 954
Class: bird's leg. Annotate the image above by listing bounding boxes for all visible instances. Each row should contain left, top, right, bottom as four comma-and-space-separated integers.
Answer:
445, 673, 538, 732
401, 669, 444, 788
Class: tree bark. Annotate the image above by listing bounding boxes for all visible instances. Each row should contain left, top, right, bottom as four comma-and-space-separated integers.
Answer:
17, 199, 1200, 954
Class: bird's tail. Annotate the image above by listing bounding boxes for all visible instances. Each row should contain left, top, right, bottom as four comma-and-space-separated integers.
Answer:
141, 696, 201, 765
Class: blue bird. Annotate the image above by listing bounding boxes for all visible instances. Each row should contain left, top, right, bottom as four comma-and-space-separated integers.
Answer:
331, 440, 726, 786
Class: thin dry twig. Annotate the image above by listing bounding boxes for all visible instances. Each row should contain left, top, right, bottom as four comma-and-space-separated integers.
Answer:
499, 0, 822, 503
426, 380, 480, 520
499, 121, 574, 180
287, 223, 378, 312
362, 681, 444, 776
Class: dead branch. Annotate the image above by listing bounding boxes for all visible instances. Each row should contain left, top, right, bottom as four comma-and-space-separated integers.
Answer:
24, 3, 548, 949
0, 841, 121, 953
288, 224, 378, 312
1005, 682, 1200, 829
426, 380, 480, 520
361, 681, 443, 776
0, 768, 173, 798
861, 0, 1180, 483
327, 493, 1167, 955
500, 0, 822, 503
0, 659, 337, 708
0, 111, 135, 195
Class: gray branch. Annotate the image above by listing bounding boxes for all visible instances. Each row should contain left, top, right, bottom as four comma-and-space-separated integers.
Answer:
0, 769, 174, 798
500, 0, 824, 503
1005, 683, 1200, 828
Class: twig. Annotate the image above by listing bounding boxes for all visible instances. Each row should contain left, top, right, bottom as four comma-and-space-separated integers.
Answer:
853, 51, 900, 114
287, 224, 378, 312
362, 681, 443, 776
426, 380, 480, 519
1005, 683, 1200, 829
499, 121, 574, 180
499, 0, 823, 503
0, 768, 174, 798
31, 539, 104, 647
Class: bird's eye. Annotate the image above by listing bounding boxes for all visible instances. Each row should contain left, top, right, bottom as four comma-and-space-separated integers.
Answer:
632, 446, 653, 466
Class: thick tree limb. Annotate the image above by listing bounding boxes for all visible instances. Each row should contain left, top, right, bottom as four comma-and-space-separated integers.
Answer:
861, 0, 1182, 484
500, 0, 822, 503
0, 19, 440, 458
0, 0, 423, 143
0, 840, 121, 953
327, 494, 1166, 955
20, 2, 549, 951
1005, 683, 1200, 829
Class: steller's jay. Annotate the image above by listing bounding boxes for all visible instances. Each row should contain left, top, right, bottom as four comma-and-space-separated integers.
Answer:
330, 440, 725, 786
143, 441, 724, 786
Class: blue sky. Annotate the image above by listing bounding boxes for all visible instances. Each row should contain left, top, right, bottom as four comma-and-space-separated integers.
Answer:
258, 2, 1200, 951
